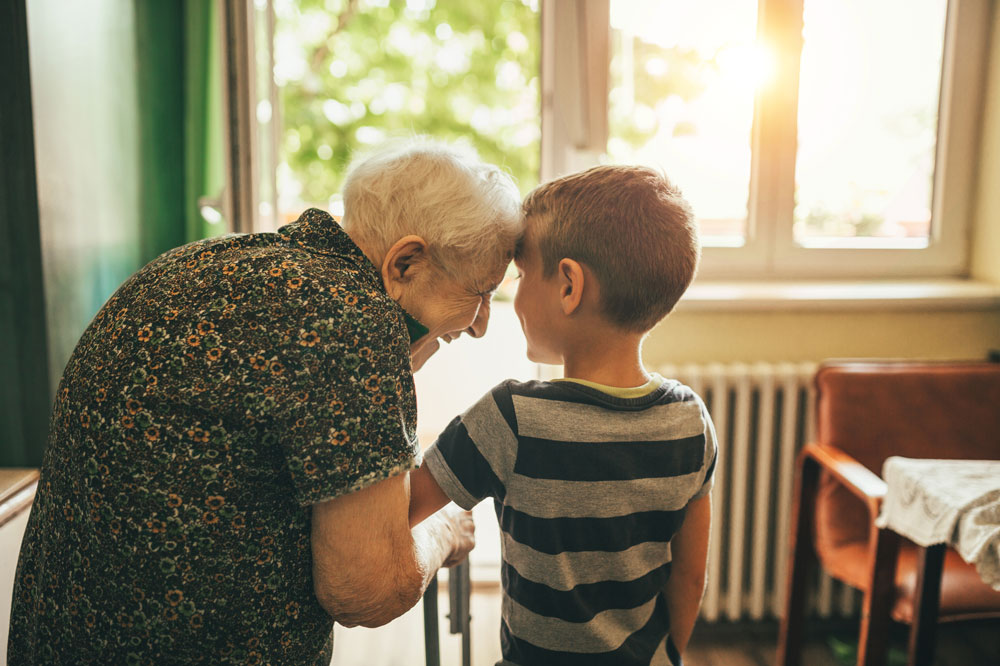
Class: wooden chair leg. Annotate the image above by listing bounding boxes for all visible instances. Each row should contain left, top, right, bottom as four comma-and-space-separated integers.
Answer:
907, 544, 945, 666
777, 455, 822, 666
857, 527, 900, 666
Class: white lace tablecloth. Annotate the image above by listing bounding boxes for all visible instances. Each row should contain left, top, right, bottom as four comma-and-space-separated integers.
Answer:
875, 457, 1000, 590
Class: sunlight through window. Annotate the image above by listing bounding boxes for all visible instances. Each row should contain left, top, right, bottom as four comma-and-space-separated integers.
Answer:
607, 0, 760, 248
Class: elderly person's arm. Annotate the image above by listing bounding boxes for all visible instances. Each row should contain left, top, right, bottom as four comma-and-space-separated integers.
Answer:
310, 471, 473, 628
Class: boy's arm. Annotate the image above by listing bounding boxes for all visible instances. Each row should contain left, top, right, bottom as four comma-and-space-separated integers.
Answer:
408, 464, 452, 527
664, 493, 712, 655
410, 384, 514, 528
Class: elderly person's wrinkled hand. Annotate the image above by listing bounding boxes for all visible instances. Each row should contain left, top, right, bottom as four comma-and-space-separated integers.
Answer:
440, 506, 476, 568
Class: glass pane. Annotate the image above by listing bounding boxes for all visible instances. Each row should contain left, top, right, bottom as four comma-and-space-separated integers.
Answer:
608, 1, 761, 247
274, 0, 540, 224
794, 0, 947, 247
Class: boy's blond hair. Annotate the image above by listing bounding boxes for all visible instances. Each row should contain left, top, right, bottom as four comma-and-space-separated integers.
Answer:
522, 165, 699, 332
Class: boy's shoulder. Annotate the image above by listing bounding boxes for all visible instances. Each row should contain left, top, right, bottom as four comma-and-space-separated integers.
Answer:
495, 376, 701, 406
482, 376, 706, 438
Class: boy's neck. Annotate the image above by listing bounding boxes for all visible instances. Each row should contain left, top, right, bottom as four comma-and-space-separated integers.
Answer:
560, 331, 650, 388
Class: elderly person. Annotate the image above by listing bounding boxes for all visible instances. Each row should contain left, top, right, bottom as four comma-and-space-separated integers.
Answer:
8, 141, 522, 664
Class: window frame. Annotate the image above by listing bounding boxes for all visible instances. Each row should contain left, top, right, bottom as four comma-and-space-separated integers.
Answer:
541, 0, 993, 280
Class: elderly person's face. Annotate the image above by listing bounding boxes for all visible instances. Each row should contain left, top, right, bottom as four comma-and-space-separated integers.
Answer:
378, 234, 506, 370
340, 142, 523, 370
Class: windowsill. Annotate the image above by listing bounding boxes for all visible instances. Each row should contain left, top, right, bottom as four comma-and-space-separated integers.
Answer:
677, 278, 1000, 312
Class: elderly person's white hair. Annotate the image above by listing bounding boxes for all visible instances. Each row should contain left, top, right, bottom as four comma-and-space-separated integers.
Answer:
341, 139, 522, 286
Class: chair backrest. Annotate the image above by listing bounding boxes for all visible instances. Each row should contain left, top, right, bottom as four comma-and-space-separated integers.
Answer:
815, 361, 1000, 473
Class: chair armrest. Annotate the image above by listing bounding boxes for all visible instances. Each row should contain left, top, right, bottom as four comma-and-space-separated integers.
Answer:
800, 442, 887, 517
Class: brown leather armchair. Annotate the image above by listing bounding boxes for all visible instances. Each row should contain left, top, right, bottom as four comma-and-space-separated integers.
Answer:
777, 361, 1000, 666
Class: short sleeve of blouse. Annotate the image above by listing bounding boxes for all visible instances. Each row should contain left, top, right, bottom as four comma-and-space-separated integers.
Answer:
254, 258, 419, 506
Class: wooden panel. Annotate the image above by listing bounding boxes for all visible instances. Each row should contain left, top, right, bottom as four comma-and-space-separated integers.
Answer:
0, 469, 39, 507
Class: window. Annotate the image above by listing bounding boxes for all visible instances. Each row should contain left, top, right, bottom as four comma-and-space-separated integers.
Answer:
262, 0, 990, 276
544, 0, 991, 278
793, 0, 947, 249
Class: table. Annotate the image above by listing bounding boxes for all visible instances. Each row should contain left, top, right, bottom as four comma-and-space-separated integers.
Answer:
875, 457, 1000, 666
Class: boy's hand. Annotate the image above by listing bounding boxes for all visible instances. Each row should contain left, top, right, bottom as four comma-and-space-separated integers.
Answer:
441, 506, 476, 567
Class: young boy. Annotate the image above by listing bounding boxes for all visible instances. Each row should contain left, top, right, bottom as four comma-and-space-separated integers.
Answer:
409, 165, 716, 666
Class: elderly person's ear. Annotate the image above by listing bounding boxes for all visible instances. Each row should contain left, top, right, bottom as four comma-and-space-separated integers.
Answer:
381, 235, 430, 288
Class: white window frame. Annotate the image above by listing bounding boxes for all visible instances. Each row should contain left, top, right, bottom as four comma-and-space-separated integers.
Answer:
541, 0, 993, 280
219, 0, 280, 234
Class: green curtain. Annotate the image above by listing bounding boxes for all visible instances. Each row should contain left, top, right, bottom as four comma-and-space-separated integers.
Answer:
135, 1, 186, 260
0, 1, 225, 466
136, 0, 224, 256
135, 0, 225, 261
183, 0, 226, 243
1, 0, 51, 467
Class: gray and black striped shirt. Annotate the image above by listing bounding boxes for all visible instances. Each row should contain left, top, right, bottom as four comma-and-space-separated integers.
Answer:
423, 375, 717, 666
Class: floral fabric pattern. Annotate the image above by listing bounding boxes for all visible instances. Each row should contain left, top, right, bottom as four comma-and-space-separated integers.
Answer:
8, 209, 419, 665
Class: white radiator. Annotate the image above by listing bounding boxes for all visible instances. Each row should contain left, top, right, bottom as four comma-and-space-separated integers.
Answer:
658, 362, 860, 623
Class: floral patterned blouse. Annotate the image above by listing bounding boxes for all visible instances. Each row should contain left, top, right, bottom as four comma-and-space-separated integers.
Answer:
8, 209, 420, 665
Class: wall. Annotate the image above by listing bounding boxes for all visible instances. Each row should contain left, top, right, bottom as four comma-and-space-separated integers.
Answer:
642, 309, 1000, 366
0, 511, 32, 658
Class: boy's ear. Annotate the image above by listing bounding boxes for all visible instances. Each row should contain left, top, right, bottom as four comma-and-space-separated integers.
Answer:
557, 258, 585, 316
381, 235, 429, 290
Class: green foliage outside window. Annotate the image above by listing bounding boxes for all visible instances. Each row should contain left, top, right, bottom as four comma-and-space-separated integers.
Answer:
276, 0, 541, 206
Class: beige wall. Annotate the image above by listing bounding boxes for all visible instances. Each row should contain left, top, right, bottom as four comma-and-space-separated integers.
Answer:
642, 309, 1000, 366
0, 511, 31, 658
644, 8, 1000, 367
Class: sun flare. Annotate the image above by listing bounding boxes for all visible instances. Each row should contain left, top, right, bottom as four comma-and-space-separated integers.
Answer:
716, 42, 776, 91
